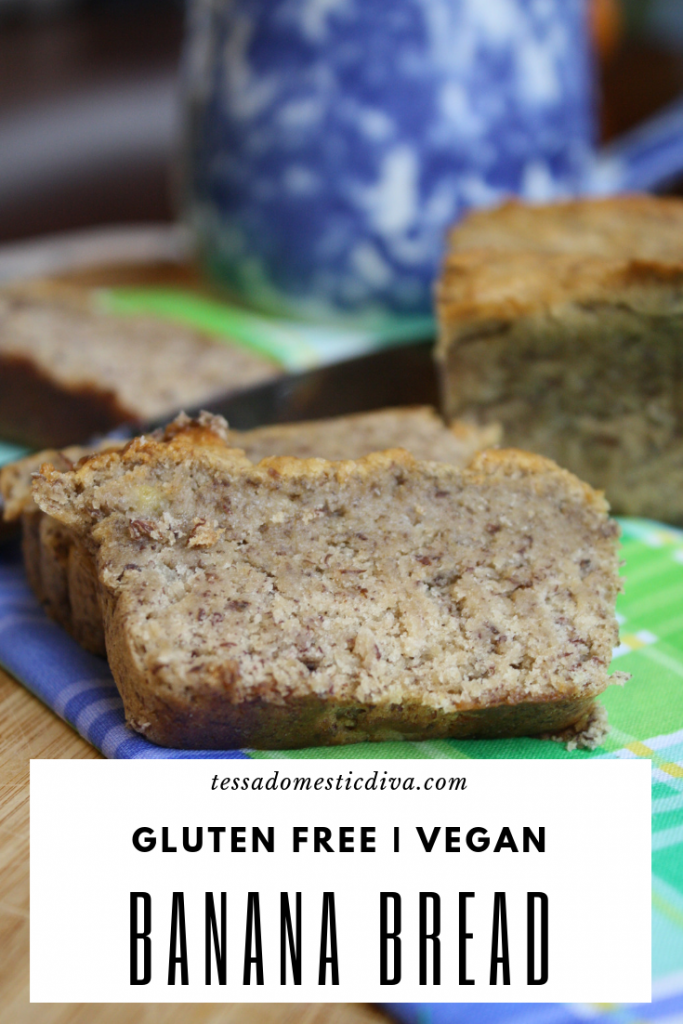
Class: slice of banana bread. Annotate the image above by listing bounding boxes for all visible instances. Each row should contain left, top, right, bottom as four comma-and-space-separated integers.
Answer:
32, 414, 624, 749
0, 286, 280, 448
1, 408, 497, 656
437, 195, 683, 523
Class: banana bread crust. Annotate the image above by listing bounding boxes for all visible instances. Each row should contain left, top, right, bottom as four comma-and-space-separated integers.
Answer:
446, 194, 683, 260
1, 444, 117, 654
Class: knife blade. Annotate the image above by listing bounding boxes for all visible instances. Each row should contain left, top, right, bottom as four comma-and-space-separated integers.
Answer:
148, 337, 438, 432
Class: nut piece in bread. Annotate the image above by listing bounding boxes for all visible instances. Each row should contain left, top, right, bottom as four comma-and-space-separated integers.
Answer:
437, 195, 683, 523
31, 414, 625, 750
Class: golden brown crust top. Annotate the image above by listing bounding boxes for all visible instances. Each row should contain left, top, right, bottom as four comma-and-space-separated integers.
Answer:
0, 445, 89, 523
33, 413, 606, 534
448, 194, 683, 260
3, 407, 496, 524
224, 406, 500, 465
437, 195, 683, 340
437, 249, 683, 329
466, 447, 609, 514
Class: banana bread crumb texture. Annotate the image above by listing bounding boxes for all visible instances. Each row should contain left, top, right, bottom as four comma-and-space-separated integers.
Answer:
30, 413, 625, 749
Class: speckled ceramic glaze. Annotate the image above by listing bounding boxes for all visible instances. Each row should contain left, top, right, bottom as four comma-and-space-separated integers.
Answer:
180, 0, 595, 321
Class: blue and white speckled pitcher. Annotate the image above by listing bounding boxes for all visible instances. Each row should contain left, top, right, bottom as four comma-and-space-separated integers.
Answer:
181, 0, 683, 324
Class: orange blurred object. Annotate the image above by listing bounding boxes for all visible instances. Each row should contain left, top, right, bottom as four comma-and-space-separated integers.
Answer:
591, 0, 622, 59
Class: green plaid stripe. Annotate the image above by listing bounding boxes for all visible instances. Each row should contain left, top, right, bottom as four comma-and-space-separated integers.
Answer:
97, 287, 435, 371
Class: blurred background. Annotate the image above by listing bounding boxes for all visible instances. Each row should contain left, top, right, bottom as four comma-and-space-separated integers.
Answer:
0, 0, 182, 243
1, 0, 683, 248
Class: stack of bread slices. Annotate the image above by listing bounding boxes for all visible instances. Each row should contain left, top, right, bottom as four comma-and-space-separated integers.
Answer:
2, 406, 624, 750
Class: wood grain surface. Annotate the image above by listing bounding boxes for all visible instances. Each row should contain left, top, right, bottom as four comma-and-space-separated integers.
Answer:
0, 664, 392, 1024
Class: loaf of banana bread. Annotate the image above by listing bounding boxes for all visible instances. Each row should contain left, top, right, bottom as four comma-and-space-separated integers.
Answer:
437, 194, 683, 523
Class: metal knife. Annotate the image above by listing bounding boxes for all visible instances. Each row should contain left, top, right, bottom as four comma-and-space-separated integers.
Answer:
149, 337, 438, 432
